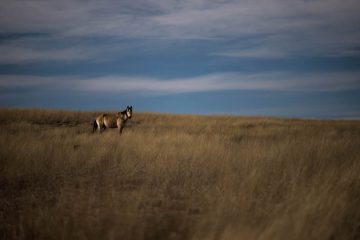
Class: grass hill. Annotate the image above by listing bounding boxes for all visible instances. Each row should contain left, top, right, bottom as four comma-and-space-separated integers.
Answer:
0, 108, 359, 240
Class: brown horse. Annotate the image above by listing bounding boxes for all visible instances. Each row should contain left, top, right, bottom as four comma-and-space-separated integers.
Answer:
93, 106, 133, 135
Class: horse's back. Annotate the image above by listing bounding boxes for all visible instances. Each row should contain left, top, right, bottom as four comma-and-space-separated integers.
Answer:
103, 114, 118, 128
96, 114, 104, 121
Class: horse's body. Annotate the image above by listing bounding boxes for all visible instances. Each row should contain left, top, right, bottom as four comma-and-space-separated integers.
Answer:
93, 106, 132, 135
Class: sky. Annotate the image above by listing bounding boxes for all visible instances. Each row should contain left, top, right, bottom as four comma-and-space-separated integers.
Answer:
0, 0, 360, 118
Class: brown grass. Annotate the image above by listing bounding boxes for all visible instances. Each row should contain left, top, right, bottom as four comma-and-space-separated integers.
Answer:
0, 108, 359, 240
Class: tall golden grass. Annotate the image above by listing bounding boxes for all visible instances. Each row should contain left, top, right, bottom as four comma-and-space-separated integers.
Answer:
0, 108, 359, 240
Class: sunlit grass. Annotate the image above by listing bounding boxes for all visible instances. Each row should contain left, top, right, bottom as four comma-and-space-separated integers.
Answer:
0, 108, 359, 239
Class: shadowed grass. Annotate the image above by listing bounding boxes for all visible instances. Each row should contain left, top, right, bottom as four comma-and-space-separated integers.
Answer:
0, 108, 359, 239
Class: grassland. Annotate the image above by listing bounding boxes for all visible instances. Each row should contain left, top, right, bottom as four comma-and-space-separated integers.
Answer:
0, 108, 359, 240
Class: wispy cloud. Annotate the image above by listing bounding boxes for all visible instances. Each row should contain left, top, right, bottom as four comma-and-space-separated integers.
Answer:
0, 0, 360, 62
1, 71, 359, 94
0, 45, 100, 63
213, 47, 288, 59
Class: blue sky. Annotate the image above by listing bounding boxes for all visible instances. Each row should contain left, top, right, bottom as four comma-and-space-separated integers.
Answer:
0, 0, 359, 118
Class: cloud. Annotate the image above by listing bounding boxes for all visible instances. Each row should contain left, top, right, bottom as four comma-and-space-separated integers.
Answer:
1, 71, 359, 94
213, 47, 288, 59
0, 45, 100, 63
0, 0, 359, 61
72, 72, 360, 93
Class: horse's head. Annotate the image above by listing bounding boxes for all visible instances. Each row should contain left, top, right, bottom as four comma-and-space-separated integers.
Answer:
126, 106, 133, 119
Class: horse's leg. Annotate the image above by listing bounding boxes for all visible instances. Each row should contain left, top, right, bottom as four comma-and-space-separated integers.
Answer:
117, 123, 123, 135
117, 119, 123, 135
98, 121, 103, 133
119, 126, 124, 135
101, 125, 106, 133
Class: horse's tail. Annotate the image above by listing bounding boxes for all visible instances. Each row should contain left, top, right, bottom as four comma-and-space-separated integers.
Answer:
92, 119, 98, 133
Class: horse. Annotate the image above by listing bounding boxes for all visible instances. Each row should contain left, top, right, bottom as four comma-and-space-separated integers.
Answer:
92, 106, 133, 135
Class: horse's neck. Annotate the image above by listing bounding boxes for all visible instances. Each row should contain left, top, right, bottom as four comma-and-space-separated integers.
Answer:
119, 112, 128, 121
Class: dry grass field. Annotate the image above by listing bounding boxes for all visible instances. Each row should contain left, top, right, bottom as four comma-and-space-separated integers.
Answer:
0, 108, 359, 240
